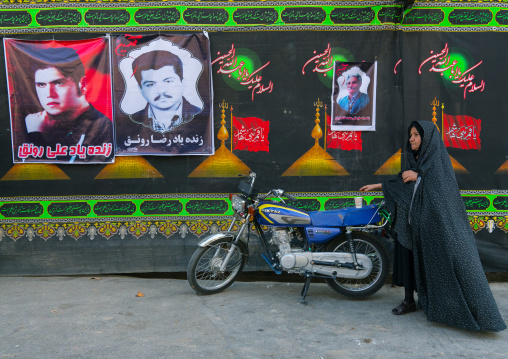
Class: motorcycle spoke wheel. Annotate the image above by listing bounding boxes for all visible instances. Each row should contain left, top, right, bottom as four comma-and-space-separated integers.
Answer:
187, 240, 247, 295
325, 232, 388, 299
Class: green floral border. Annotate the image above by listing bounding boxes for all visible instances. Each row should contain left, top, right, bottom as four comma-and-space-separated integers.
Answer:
0, 193, 507, 241
0, 215, 506, 242
0, 2, 508, 32
1, 193, 507, 222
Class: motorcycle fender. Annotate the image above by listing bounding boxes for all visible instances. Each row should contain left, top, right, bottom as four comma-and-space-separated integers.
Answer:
197, 233, 236, 247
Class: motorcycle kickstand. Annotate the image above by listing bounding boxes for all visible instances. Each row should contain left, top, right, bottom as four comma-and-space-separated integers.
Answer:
300, 273, 313, 305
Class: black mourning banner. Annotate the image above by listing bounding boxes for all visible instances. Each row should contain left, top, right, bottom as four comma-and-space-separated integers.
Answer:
448, 10, 492, 26
378, 7, 403, 24
463, 197, 490, 211
186, 200, 229, 214
402, 9, 445, 25
0, 30, 506, 196
140, 200, 183, 215
183, 8, 228, 24
85, 10, 130, 26
47, 202, 91, 217
0, 203, 44, 218
233, 8, 278, 25
324, 198, 360, 210
330, 8, 375, 24
493, 197, 508, 211
0, 11, 31, 27
280, 7, 326, 24
36, 10, 82, 26
496, 10, 508, 25
285, 199, 321, 211
135, 8, 181, 25
0, 29, 507, 274
93, 201, 137, 216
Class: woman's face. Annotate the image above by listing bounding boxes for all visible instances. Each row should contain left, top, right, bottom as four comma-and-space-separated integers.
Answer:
409, 127, 422, 151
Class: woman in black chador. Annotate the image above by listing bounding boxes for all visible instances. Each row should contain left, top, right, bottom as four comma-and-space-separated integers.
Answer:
361, 120, 506, 332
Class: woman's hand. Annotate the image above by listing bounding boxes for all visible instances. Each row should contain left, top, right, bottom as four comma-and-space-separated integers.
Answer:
359, 183, 382, 192
402, 170, 418, 183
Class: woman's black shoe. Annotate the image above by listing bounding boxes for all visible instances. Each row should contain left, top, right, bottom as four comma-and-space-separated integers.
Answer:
392, 300, 417, 315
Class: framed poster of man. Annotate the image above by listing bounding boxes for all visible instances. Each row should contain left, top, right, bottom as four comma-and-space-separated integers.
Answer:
331, 61, 377, 132
5, 37, 114, 163
114, 33, 214, 156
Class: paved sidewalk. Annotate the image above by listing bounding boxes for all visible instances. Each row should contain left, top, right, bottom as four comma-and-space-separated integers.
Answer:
0, 276, 506, 359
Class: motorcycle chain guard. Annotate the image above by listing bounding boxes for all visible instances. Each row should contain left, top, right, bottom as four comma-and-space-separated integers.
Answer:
280, 251, 373, 279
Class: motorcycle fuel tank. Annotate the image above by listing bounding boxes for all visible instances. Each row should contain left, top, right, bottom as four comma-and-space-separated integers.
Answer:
256, 202, 311, 226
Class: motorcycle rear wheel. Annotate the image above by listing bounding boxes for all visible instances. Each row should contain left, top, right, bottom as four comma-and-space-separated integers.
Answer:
324, 231, 388, 299
187, 239, 247, 295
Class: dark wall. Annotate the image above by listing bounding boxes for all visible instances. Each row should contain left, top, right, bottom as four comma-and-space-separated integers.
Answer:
0, 25, 507, 275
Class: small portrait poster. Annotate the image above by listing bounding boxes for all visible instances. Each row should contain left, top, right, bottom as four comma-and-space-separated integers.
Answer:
330, 61, 377, 132
4, 37, 114, 163
113, 33, 214, 156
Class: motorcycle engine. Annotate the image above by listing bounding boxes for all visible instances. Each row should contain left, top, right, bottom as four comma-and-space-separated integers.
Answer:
271, 228, 292, 254
271, 228, 308, 270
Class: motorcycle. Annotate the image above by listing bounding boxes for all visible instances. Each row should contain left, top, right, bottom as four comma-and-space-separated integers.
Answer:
187, 172, 391, 304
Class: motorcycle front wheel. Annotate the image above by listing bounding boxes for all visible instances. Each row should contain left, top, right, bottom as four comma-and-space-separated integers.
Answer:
324, 231, 389, 299
187, 238, 247, 295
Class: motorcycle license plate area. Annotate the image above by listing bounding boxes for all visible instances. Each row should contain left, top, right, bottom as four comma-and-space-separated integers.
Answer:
308, 204, 381, 227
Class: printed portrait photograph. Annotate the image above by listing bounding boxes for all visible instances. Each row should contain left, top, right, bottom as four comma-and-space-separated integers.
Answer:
331, 61, 377, 132
4, 37, 114, 163
113, 34, 214, 156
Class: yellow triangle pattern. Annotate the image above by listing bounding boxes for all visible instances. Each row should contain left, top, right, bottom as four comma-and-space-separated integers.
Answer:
449, 154, 469, 174
1, 164, 70, 181
94, 156, 163, 179
282, 144, 349, 177
188, 145, 250, 177
374, 149, 401, 175
495, 159, 508, 174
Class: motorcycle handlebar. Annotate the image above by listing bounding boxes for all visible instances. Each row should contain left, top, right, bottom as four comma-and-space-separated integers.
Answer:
283, 192, 296, 202
257, 189, 296, 202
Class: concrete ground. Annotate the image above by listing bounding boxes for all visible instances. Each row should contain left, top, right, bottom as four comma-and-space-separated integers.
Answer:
0, 276, 506, 359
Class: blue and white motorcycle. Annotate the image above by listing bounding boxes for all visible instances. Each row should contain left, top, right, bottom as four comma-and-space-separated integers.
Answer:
187, 172, 390, 303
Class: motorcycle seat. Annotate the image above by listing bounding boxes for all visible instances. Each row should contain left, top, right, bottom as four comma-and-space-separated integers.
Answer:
308, 204, 381, 227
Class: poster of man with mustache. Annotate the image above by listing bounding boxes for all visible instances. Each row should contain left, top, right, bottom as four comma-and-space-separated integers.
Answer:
113, 33, 214, 156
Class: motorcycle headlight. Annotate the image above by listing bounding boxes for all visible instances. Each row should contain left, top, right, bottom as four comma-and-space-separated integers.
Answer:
231, 194, 246, 213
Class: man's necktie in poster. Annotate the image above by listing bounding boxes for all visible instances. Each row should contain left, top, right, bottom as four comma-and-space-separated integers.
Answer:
330, 61, 377, 132
113, 33, 214, 156
4, 37, 114, 163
